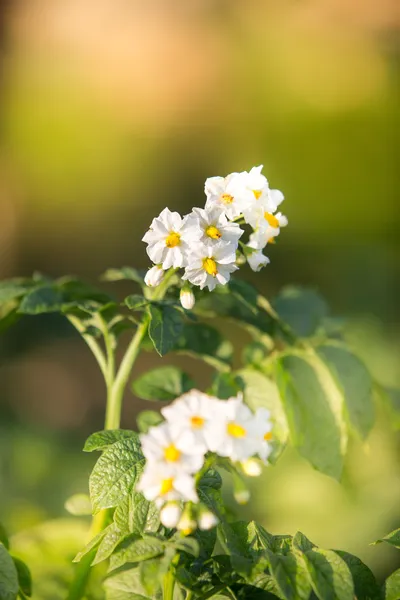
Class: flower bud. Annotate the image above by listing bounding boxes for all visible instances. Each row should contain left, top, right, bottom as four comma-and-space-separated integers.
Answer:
241, 458, 263, 477
234, 489, 251, 505
180, 286, 195, 310
198, 510, 219, 531
247, 250, 270, 272
160, 502, 182, 528
144, 265, 165, 287
177, 505, 197, 535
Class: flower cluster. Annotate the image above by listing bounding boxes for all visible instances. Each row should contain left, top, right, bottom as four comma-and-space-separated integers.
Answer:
137, 390, 273, 531
142, 166, 287, 299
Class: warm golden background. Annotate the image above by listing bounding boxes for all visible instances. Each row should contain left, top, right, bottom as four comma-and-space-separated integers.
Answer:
0, 0, 399, 590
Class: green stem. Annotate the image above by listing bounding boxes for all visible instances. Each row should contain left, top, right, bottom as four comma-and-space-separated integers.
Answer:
163, 570, 176, 600
68, 315, 108, 380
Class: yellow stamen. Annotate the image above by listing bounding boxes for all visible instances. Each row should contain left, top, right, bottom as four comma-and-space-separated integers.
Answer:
264, 213, 279, 228
253, 190, 262, 200
227, 422, 247, 438
205, 225, 222, 240
191, 415, 205, 429
221, 193, 234, 204
165, 232, 181, 248
203, 257, 218, 277
182, 528, 194, 535
268, 237, 276, 245
160, 478, 174, 495
264, 431, 273, 441
164, 444, 181, 462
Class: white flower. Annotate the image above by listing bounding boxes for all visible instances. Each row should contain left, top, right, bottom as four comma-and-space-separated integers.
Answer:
182, 242, 238, 291
240, 458, 263, 477
180, 286, 195, 310
185, 207, 243, 248
144, 264, 165, 287
206, 395, 262, 462
140, 422, 205, 475
248, 211, 288, 250
137, 463, 198, 507
161, 390, 223, 454
253, 407, 273, 463
142, 207, 191, 269
160, 502, 182, 528
198, 510, 219, 530
246, 248, 270, 272
204, 173, 247, 220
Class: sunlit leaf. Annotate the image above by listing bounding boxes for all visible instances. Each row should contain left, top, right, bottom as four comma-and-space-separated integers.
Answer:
132, 366, 194, 402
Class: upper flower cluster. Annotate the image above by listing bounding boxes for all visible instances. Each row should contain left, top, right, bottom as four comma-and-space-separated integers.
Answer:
142, 166, 287, 294
137, 390, 273, 530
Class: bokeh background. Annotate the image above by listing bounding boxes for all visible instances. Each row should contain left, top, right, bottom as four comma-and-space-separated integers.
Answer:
0, 0, 399, 593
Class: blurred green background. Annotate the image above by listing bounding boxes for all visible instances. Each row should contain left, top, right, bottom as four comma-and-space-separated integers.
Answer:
0, 0, 399, 592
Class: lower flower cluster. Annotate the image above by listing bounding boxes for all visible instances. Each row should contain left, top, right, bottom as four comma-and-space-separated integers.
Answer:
137, 390, 273, 531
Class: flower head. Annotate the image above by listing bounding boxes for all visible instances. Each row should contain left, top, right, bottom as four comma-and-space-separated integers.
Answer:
137, 463, 198, 507
204, 173, 247, 220
180, 285, 195, 310
160, 502, 182, 528
142, 207, 191, 269
185, 206, 243, 249
246, 248, 270, 272
182, 242, 238, 291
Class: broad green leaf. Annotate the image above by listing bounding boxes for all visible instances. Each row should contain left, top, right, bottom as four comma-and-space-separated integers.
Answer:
231, 583, 282, 599
210, 372, 244, 399
301, 548, 354, 600
136, 410, 163, 433
0, 304, 21, 334
64, 494, 92, 516
148, 304, 184, 356
217, 521, 253, 577
18, 285, 64, 315
292, 532, 315, 554
84, 429, 138, 453
89, 438, 145, 513
275, 350, 347, 479
0, 528, 9, 552
132, 366, 194, 402
316, 342, 374, 438
198, 469, 223, 490
384, 568, 400, 600
104, 564, 152, 599
139, 559, 163, 596
379, 386, 400, 430
272, 287, 328, 338
242, 340, 271, 368
92, 523, 128, 566
12, 558, 32, 597
239, 369, 289, 462
271, 536, 293, 556
102, 267, 145, 285
109, 535, 164, 570
0, 280, 33, 304
246, 521, 274, 555
173, 323, 233, 371
334, 550, 381, 600
171, 536, 200, 557
267, 551, 311, 600
72, 528, 108, 563
124, 295, 149, 311
113, 491, 159, 537
373, 528, 400, 549
0, 543, 19, 600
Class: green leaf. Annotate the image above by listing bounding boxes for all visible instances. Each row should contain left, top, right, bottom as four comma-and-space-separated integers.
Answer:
113, 491, 160, 537
84, 429, 138, 453
64, 494, 92, 516
136, 410, 163, 433
316, 342, 374, 438
272, 287, 329, 338
292, 532, 315, 554
0, 304, 21, 334
231, 583, 281, 599
217, 521, 253, 577
334, 550, 381, 600
173, 323, 233, 370
18, 285, 64, 314
275, 350, 347, 479
384, 568, 400, 600
72, 528, 108, 563
239, 369, 289, 462
300, 548, 354, 600
267, 550, 311, 600
148, 304, 184, 356
102, 267, 145, 285
0, 528, 9, 552
0, 279, 36, 304
373, 528, 400, 549
198, 469, 223, 490
139, 559, 164, 596
210, 373, 244, 399
132, 366, 194, 402
378, 386, 400, 430
242, 341, 271, 368
246, 521, 274, 555
12, 558, 32, 597
109, 535, 165, 571
92, 523, 128, 566
0, 543, 19, 600
89, 438, 145, 513
171, 536, 199, 557
104, 564, 153, 599
125, 295, 149, 311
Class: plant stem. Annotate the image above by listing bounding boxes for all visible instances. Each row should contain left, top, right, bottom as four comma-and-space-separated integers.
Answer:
68, 315, 108, 380
163, 570, 176, 600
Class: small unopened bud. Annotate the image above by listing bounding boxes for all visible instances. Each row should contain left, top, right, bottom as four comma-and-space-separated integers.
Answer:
241, 458, 263, 477
198, 510, 219, 531
180, 286, 195, 310
160, 502, 182, 528
144, 265, 165, 287
234, 489, 251, 505
177, 506, 197, 535
247, 250, 270, 273
232, 472, 250, 505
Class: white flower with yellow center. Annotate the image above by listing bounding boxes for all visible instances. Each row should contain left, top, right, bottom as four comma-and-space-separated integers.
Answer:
246, 248, 270, 272
142, 207, 191, 269
249, 211, 288, 250
137, 463, 198, 507
161, 390, 222, 453
182, 242, 238, 291
204, 173, 247, 220
253, 407, 273, 463
185, 207, 243, 249
206, 395, 262, 462
140, 423, 204, 475
242, 184, 285, 228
